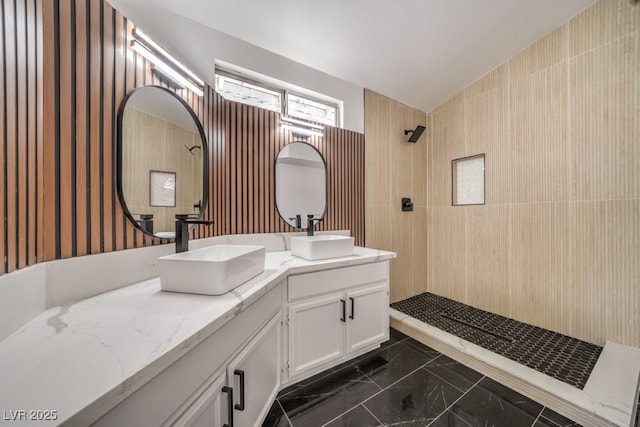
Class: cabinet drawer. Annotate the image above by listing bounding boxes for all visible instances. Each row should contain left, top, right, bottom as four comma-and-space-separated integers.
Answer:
288, 262, 388, 301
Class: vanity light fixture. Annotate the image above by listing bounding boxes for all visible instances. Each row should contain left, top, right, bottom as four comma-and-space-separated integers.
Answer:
281, 116, 324, 138
131, 28, 204, 97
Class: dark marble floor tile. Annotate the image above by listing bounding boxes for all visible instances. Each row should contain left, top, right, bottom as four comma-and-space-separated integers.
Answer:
363, 367, 463, 426
448, 377, 543, 427
277, 367, 337, 398
429, 410, 474, 427
532, 408, 582, 427
423, 356, 484, 393
402, 336, 442, 358
262, 400, 291, 427
279, 364, 382, 427
380, 328, 410, 349
330, 348, 383, 374
324, 404, 382, 427
356, 340, 440, 389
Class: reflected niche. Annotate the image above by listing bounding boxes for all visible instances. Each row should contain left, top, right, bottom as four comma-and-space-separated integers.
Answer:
117, 86, 209, 238
275, 141, 327, 229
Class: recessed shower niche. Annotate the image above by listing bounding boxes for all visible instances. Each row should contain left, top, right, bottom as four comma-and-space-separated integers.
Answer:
452, 154, 485, 206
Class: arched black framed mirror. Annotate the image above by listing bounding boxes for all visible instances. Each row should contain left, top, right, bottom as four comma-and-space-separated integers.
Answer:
275, 141, 327, 229
116, 86, 209, 238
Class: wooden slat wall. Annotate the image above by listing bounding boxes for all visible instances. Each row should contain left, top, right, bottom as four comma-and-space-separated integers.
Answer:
1, 0, 365, 276
222, 97, 365, 243
2, 0, 41, 274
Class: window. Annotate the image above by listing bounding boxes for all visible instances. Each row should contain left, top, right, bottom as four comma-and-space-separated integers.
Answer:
287, 93, 337, 126
214, 67, 340, 128
215, 73, 282, 113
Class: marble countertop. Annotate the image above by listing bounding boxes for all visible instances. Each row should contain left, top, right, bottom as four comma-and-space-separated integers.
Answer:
0, 247, 395, 426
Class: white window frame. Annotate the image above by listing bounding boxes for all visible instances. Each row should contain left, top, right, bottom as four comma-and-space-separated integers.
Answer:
214, 68, 341, 128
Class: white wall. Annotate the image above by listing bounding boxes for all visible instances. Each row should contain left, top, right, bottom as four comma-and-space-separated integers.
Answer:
107, 1, 365, 133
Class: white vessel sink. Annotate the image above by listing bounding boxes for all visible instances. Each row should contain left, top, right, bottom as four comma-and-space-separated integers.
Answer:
290, 235, 355, 261
158, 245, 265, 295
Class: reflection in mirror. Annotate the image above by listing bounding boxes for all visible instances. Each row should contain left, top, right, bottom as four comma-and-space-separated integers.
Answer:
275, 142, 327, 229
117, 86, 208, 238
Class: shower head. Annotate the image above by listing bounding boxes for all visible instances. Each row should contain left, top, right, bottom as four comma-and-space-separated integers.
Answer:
404, 125, 426, 143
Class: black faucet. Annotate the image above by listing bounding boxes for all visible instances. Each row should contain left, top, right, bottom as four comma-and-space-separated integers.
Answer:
137, 214, 154, 235
175, 214, 214, 253
306, 214, 322, 236
289, 214, 302, 229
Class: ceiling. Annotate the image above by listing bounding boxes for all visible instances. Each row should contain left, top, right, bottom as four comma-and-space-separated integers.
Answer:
109, 0, 596, 112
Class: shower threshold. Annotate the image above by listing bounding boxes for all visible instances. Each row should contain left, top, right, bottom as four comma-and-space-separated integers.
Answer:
390, 293, 640, 427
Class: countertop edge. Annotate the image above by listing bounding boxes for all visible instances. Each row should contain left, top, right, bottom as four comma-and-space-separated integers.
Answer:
1, 247, 395, 426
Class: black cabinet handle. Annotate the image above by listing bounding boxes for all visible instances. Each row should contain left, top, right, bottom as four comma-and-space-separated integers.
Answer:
340, 299, 346, 322
349, 297, 355, 320
234, 369, 245, 411
222, 386, 234, 427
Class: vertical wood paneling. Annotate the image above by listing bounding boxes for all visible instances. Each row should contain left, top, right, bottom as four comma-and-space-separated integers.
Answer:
112, 11, 124, 251
1, 0, 7, 273
58, 0, 72, 259
218, 95, 365, 243
5, 0, 365, 276
28, 0, 40, 267
101, 2, 114, 253
16, 0, 28, 269
88, 0, 101, 254
5, 0, 18, 272
74, 0, 87, 257
1, 0, 41, 272
41, 0, 55, 262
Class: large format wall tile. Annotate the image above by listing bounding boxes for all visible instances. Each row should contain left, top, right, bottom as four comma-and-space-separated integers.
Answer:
365, 90, 428, 303
570, 199, 640, 346
569, 31, 640, 202
509, 25, 567, 80
429, 102, 465, 207
465, 205, 510, 316
419, 0, 640, 346
509, 62, 569, 203
464, 86, 509, 204
427, 206, 466, 303
508, 202, 574, 336
569, 0, 640, 58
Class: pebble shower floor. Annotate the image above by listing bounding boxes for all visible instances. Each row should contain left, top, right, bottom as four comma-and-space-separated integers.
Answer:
390, 292, 602, 389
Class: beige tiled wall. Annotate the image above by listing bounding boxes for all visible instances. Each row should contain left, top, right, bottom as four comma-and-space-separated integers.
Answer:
364, 90, 428, 303
366, 0, 639, 347
426, 0, 639, 347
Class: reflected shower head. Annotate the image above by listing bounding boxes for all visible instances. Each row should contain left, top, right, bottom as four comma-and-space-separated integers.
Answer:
404, 125, 426, 143
184, 144, 201, 155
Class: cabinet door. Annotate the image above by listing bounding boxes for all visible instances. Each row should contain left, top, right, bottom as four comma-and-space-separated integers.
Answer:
226, 313, 282, 427
288, 292, 346, 378
172, 373, 226, 427
346, 283, 389, 354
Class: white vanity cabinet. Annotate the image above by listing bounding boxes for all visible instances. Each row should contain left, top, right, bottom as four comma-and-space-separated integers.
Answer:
173, 312, 281, 427
285, 262, 389, 382
93, 284, 283, 427
224, 312, 281, 427
171, 373, 226, 427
